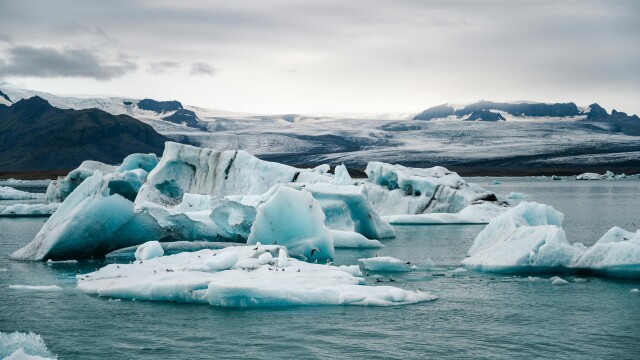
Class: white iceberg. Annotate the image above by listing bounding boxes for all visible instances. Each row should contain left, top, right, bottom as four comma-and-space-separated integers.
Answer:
0, 332, 56, 360
507, 192, 529, 200
575, 172, 605, 180
76, 245, 436, 307
363, 162, 505, 224
383, 202, 506, 225
8, 285, 63, 292
358, 256, 412, 272
462, 202, 640, 278
0, 186, 42, 200
134, 241, 164, 260
0, 203, 60, 217
573, 227, 640, 277
462, 202, 583, 272
550, 276, 569, 285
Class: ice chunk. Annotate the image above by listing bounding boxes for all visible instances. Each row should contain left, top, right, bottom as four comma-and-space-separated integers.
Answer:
333, 164, 354, 185
134, 241, 164, 260
630, 288, 639, 293
205, 251, 239, 271
8, 285, 63, 292
115, 153, 159, 173
76, 245, 436, 307
247, 186, 334, 260
384, 202, 506, 225
550, 276, 569, 285
462, 202, 582, 272
277, 248, 289, 268
106, 241, 234, 259
358, 256, 412, 272
573, 227, 640, 277
0, 186, 42, 200
0, 332, 56, 360
45, 160, 116, 202
575, 173, 605, 180
300, 183, 395, 239
135, 142, 332, 207
258, 251, 273, 265
331, 230, 383, 248
364, 162, 500, 219
0, 203, 60, 217
507, 192, 529, 200
11, 170, 166, 261
208, 196, 256, 241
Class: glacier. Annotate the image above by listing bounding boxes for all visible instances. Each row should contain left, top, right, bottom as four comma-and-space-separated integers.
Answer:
76, 245, 436, 307
462, 201, 640, 278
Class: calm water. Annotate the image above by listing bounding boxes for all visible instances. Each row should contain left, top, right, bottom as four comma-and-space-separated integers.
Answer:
1, 178, 639, 359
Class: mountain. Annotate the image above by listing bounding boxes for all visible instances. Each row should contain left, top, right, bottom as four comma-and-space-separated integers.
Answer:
0, 82, 209, 130
0, 96, 168, 171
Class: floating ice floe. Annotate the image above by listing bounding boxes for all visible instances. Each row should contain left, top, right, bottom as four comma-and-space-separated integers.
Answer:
550, 276, 569, 285
0, 186, 42, 200
76, 246, 436, 307
575, 172, 605, 180
506, 192, 529, 200
358, 256, 412, 272
462, 202, 640, 278
383, 202, 506, 225
0, 332, 57, 360
331, 230, 383, 249
8, 285, 63, 292
0, 203, 60, 217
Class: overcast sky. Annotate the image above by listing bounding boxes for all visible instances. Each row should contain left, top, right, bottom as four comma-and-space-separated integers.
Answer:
0, 0, 638, 114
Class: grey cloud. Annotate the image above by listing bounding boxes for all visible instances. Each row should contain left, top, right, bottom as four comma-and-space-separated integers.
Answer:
149, 61, 182, 73
0, 45, 136, 80
190, 62, 216, 76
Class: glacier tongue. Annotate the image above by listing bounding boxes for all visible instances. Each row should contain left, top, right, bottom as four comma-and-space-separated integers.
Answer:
76, 245, 436, 307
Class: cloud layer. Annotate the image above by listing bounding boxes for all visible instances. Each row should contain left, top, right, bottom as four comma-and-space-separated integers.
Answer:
0, 0, 638, 114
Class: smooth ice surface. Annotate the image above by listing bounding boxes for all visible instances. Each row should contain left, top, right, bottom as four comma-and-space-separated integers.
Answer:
358, 256, 412, 272
0, 332, 56, 360
247, 186, 334, 260
76, 246, 436, 307
331, 230, 383, 249
0, 203, 59, 217
134, 241, 164, 261
0, 186, 41, 200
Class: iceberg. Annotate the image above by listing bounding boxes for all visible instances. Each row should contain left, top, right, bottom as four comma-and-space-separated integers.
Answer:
383, 202, 506, 225
106, 241, 235, 259
45, 160, 116, 202
134, 241, 164, 260
575, 172, 605, 180
462, 202, 583, 272
8, 285, 63, 292
45, 154, 158, 203
0, 332, 56, 360
0, 186, 42, 200
462, 202, 640, 278
573, 227, 640, 277
363, 162, 505, 224
76, 245, 436, 307
358, 256, 412, 272
507, 192, 529, 200
331, 230, 383, 249
247, 185, 334, 260
0, 203, 60, 217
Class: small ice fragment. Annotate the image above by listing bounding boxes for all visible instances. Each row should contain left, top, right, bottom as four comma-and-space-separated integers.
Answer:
528, 276, 540, 282
550, 276, 569, 285
630, 288, 639, 293
205, 251, 239, 271
8, 285, 63, 292
258, 252, 273, 265
572, 277, 588, 283
134, 241, 164, 261
277, 248, 289, 268
450, 267, 467, 273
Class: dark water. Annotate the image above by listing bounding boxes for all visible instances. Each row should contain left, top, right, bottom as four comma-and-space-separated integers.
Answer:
1, 179, 640, 359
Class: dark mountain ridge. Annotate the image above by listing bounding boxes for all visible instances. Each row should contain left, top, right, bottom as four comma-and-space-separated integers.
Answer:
0, 96, 168, 171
